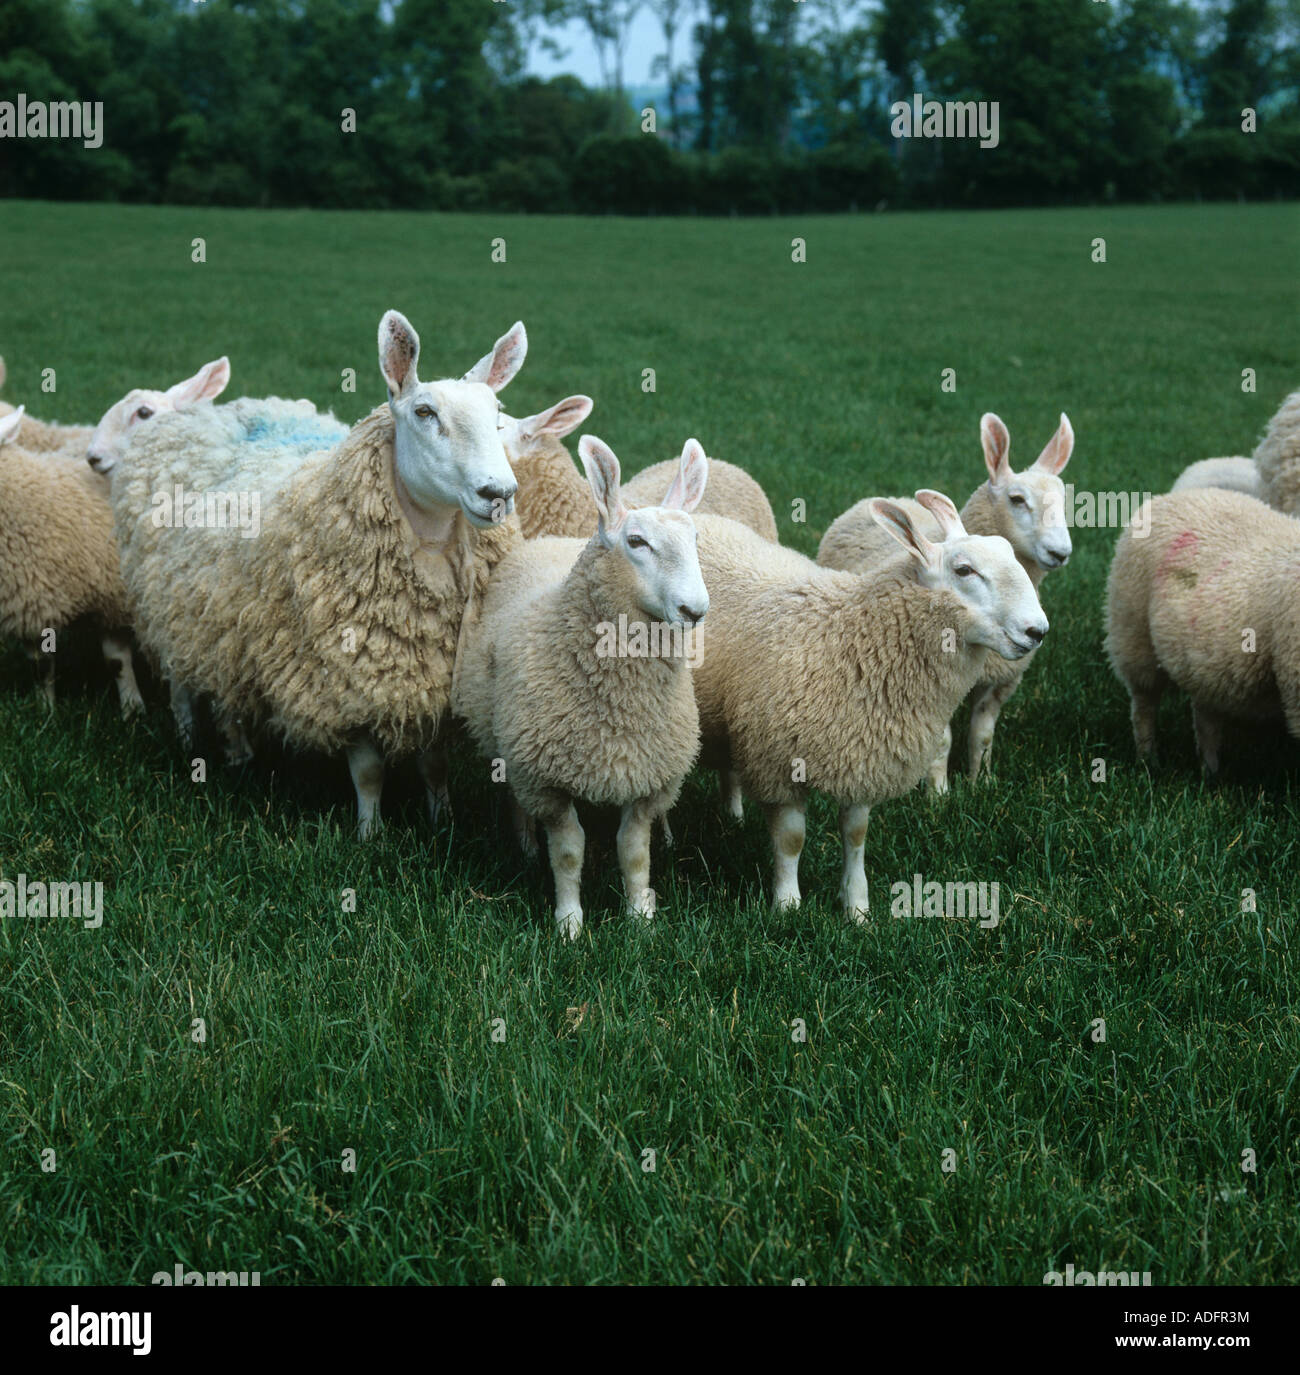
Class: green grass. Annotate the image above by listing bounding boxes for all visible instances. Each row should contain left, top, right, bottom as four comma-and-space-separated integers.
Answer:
1, 200, 1299, 1285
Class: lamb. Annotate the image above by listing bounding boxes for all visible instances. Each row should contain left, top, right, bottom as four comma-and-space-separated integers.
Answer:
816, 412, 1074, 789
1105, 487, 1300, 772
110, 310, 527, 836
503, 400, 778, 541
692, 492, 1047, 917
453, 435, 709, 939
0, 406, 142, 715
1170, 456, 1261, 499
1253, 388, 1300, 515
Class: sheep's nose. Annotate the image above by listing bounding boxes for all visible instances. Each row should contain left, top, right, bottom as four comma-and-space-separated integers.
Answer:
87, 454, 103, 471
679, 605, 705, 626
1024, 623, 1045, 645
477, 480, 516, 501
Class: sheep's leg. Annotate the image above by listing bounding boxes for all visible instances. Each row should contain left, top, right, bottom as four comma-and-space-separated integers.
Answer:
767, 802, 806, 911
1129, 680, 1165, 761
928, 723, 952, 795
545, 802, 586, 940
346, 738, 385, 839
658, 813, 674, 849
102, 633, 144, 719
721, 767, 744, 820
838, 802, 871, 923
415, 745, 450, 826
169, 679, 197, 749
510, 794, 539, 859
217, 711, 254, 767
1192, 704, 1225, 776
968, 678, 1021, 781
618, 799, 657, 920
26, 644, 54, 709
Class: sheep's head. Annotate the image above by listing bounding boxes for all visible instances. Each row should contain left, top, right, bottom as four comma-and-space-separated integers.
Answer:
0, 405, 25, 447
579, 435, 709, 629
87, 357, 231, 474
871, 489, 1048, 662
979, 411, 1074, 571
379, 310, 524, 530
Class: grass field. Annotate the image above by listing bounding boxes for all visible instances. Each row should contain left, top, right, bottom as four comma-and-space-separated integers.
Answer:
1, 200, 1299, 1285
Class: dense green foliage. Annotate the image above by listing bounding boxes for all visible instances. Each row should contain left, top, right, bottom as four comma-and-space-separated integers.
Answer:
1, 200, 1298, 1282
1, 0, 1297, 212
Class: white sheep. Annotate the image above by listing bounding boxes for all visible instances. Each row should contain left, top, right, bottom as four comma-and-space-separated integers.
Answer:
692, 493, 1047, 917
1170, 456, 1261, 499
817, 412, 1073, 789
110, 310, 527, 836
1106, 487, 1300, 771
1253, 388, 1300, 515
503, 401, 778, 541
453, 436, 709, 939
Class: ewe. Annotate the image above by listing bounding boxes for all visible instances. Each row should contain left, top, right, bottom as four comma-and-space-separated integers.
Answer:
110, 310, 526, 836
454, 437, 709, 939
693, 492, 1047, 918
818, 412, 1073, 789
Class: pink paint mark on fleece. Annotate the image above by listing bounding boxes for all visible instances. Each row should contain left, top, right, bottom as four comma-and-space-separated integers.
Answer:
1155, 529, 1199, 584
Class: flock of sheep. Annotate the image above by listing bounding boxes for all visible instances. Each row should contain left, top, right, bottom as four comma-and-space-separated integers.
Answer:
2, 319, 1299, 937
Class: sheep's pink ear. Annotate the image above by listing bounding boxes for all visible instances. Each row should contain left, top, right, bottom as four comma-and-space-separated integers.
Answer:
0, 405, 25, 446
870, 498, 938, 568
662, 438, 708, 512
981, 412, 1011, 485
464, 321, 527, 393
379, 310, 420, 397
521, 394, 592, 441
914, 488, 965, 540
167, 356, 230, 408
1034, 413, 1074, 475
0, 356, 6, 391
578, 435, 628, 538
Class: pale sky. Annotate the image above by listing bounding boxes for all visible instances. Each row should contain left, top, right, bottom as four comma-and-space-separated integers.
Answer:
526, 13, 669, 90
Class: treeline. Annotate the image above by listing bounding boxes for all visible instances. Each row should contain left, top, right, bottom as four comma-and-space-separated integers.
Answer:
1, 0, 1297, 213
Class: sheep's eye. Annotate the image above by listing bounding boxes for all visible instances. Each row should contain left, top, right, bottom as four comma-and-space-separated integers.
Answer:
415, 405, 437, 421
1009, 493, 1027, 506
954, 563, 975, 577
627, 534, 650, 550
135, 406, 153, 421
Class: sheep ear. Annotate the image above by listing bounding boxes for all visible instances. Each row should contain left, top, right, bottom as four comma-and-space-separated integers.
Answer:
578, 435, 628, 539
1034, 413, 1074, 475
464, 321, 528, 394
914, 488, 965, 540
870, 498, 939, 568
379, 310, 420, 398
661, 438, 708, 512
0, 356, 6, 391
981, 412, 1012, 485
518, 394, 592, 442
0, 405, 25, 447
167, 356, 230, 408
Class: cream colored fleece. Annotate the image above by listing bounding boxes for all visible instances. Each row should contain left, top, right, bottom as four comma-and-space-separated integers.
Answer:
1254, 389, 1300, 515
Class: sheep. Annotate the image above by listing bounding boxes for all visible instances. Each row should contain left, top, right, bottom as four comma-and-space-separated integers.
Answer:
692, 492, 1048, 918
453, 435, 709, 939
110, 310, 527, 837
0, 406, 142, 716
1170, 456, 1261, 499
503, 401, 778, 541
816, 412, 1073, 790
1105, 487, 1300, 772
1253, 388, 1300, 515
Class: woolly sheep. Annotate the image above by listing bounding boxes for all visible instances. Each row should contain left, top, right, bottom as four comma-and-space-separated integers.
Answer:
1105, 487, 1300, 772
0, 406, 142, 715
692, 493, 1048, 917
1253, 388, 1300, 515
1170, 456, 1261, 499
503, 400, 778, 541
817, 412, 1074, 790
110, 311, 527, 836
453, 436, 709, 939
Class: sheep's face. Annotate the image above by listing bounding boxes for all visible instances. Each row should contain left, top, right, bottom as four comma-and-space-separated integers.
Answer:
870, 489, 1048, 662
379, 311, 525, 531
981, 411, 1074, 571
580, 435, 710, 629
0, 406, 25, 447
936, 532, 1048, 661
87, 357, 230, 474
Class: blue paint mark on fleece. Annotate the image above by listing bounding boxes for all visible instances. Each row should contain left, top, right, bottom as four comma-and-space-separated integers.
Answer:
241, 414, 347, 452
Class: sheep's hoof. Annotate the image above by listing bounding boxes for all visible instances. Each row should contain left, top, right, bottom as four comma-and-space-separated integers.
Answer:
771, 890, 801, 912
628, 888, 656, 921
357, 816, 383, 841
555, 908, 583, 941
119, 694, 146, 721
